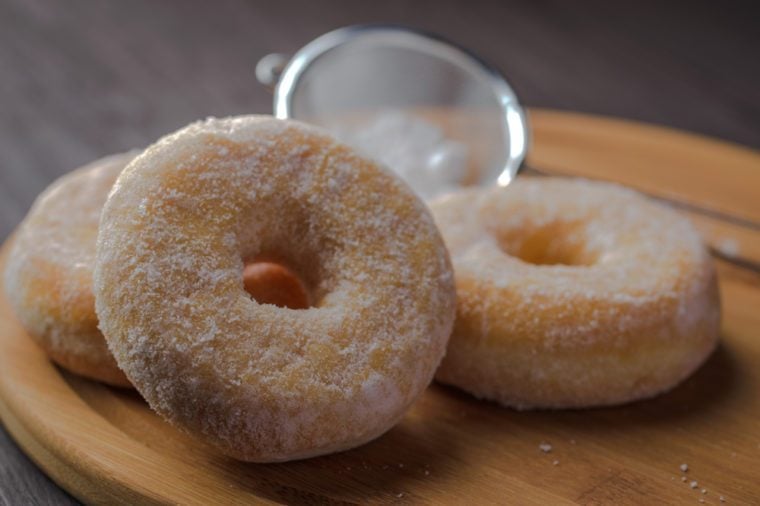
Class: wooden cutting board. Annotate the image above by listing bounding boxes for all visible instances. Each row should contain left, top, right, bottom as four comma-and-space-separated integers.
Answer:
1, 109, 759, 505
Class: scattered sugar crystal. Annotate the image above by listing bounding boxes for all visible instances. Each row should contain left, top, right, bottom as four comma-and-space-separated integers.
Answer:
715, 238, 740, 258
690, 481, 698, 489
680, 463, 689, 472
539, 443, 553, 453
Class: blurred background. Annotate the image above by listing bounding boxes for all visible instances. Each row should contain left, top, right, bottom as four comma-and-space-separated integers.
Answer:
0, 0, 758, 502
1, 0, 759, 241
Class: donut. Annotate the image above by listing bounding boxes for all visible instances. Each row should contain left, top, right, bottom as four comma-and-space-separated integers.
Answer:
430, 177, 720, 409
94, 115, 456, 462
3, 152, 136, 387
243, 261, 310, 310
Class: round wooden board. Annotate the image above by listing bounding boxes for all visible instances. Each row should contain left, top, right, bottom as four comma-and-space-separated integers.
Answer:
2, 110, 760, 505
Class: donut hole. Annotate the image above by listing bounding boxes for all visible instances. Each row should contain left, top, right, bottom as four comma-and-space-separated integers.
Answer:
497, 221, 598, 266
242, 261, 311, 309
237, 202, 324, 309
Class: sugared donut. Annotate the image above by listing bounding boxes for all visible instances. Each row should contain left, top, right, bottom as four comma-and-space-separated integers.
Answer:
430, 178, 720, 409
94, 116, 456, 462
243, 261, 311, 310
3, 152, 136, 387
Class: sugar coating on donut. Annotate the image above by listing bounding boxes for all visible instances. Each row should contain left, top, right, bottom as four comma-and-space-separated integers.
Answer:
431, 178, 720, 409
94, 116, 456, 461
3, 152, 137, 386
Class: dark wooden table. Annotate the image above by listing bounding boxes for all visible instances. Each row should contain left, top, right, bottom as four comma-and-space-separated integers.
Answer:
1, 0, 758, 503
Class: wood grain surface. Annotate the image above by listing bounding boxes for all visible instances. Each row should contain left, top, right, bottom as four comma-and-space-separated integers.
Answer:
1, 0, 759, 504
1, 110, 759, 505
